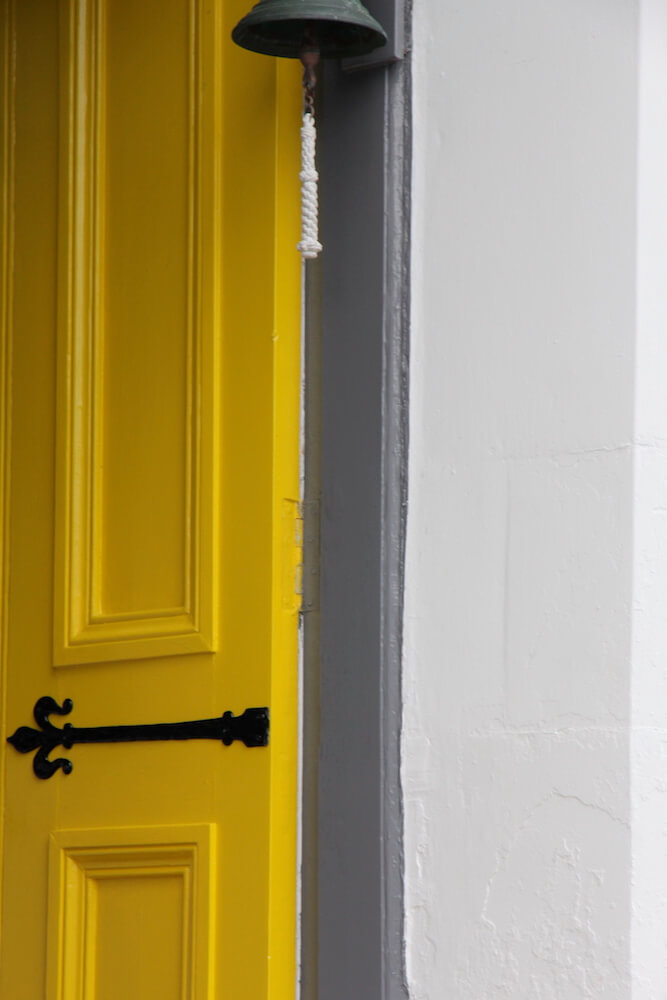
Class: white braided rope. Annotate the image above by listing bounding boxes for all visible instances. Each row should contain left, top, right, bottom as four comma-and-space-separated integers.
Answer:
297, 112, 323, 260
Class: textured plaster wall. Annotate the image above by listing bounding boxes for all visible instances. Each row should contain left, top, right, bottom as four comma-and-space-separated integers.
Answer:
403, 0, 657, 995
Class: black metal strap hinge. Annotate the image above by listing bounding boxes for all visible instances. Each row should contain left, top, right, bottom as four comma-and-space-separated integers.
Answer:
7, 696, 269, 779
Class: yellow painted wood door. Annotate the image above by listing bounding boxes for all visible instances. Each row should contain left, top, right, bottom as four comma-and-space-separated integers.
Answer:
0, 1, 301, 997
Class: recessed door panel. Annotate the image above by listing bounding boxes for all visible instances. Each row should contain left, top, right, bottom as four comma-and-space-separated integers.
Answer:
47, 826, 215, 1000
54, 0, 218, 665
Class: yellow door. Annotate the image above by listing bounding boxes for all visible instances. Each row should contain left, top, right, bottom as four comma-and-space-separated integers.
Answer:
0, 1, 301, 997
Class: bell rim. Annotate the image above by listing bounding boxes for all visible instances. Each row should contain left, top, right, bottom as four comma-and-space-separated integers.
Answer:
232, 2, 388, 59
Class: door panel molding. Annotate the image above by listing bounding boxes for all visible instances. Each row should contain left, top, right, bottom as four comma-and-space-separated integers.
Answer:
47, 824, 216, 1000
54, 0, 217, 666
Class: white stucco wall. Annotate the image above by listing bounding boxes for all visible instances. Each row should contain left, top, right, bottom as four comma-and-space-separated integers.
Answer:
632, 0, 667, 993
404, 1, 667, 995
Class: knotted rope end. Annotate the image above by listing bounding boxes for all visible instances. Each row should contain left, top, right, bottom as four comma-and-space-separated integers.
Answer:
299, 112, 322, 261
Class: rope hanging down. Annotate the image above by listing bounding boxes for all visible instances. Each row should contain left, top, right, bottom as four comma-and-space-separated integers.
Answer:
298, 43, 322, 260
297, 112, 322, 260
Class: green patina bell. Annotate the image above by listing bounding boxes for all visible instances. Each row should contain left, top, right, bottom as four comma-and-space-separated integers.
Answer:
232, 0, 387, 59
232, 0, 386, 261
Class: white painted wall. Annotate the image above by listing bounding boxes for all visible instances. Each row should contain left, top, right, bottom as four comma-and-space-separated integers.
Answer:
403, 0, 667, 994
632, 1, 667, 994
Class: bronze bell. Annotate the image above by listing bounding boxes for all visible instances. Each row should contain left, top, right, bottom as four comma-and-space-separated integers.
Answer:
231, 0, 387, 60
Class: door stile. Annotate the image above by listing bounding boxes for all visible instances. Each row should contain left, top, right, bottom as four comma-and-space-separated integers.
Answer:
268, 59, 302, 1000
0, 0, 15, 961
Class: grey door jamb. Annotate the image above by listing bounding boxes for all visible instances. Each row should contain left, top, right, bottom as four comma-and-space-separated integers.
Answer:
300, 2, 411, 995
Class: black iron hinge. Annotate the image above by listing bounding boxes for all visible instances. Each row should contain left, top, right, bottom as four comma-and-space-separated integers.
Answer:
7, 696, 269, 779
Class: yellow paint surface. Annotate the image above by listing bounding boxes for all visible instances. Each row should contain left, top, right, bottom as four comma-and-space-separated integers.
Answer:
0, 1, 301, 997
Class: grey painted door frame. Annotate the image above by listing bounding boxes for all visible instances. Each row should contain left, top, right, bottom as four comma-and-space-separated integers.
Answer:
301, 3, 411, 996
